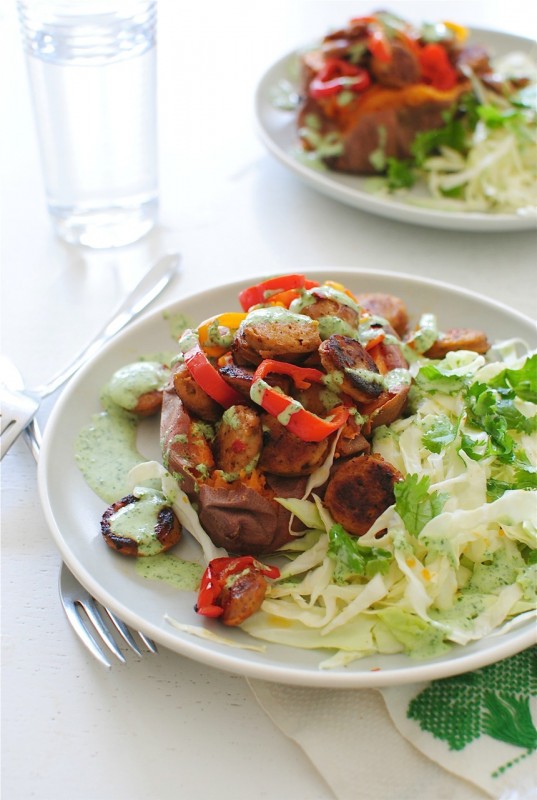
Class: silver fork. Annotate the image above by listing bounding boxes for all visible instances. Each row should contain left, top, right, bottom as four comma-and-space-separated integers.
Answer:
59, 561, 157, 668
23, 397, 158, 667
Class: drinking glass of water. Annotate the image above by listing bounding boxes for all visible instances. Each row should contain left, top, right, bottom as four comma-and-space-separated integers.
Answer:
17, 0, 158, 249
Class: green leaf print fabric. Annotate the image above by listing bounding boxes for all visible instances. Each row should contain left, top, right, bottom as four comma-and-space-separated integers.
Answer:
381, 647, 537, 798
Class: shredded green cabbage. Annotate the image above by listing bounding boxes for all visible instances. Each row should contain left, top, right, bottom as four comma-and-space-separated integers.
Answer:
371, 52, 537, 215
240, 347, 537, 667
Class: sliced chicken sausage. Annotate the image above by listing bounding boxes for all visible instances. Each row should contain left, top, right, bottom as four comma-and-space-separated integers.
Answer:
424, 328, 489, 359
319, 335, 385, 403
258, 413, 331, 477
220, 570, 268, 626
324, 454, 402, 536
355, 293, 409, 337
101, 494, 181, 556
214, 405, 263, 476
300, 296, 360, 328
173, 362, 222, 422
234, 307, 321, 365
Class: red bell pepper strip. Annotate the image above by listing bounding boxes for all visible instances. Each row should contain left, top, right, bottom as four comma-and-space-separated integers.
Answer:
364, 330, 386, 351
238, 274, 320, 312
366, 22, 392, 62
254, 359, 324, 389
184, 343, 244, 408
418, 43, 458, 91
196, 556, 280, 618
309, 58, 371, 99
250, 360, 350, 443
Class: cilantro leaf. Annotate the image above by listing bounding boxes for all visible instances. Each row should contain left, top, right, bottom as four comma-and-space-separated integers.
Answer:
327, 524, 392, 584
414, 364, 467, 395
386, 157, 416, 189
422, 415, 458, 454
394, 474, 448, 537
487, 466, 537, 500
465, 382, 515, 456
460, 432, 494, 461
477, 104, 522, 129
411, 94, 479, 165
489, 354, 537, 403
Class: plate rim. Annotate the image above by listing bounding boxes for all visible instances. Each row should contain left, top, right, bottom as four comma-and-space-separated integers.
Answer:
37, 267, 537, 687
254, 25, 537, 233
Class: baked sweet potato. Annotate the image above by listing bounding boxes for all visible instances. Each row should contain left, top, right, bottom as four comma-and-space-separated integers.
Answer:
160, 286, 413, 555
161, 373, 308, 554
296, 11, 494, 175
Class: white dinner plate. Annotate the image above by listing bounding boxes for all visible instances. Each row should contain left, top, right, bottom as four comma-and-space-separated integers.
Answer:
38, 269, 537, 687
254, 27, 536, 232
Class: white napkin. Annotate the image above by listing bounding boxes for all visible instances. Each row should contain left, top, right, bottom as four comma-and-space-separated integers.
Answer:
248, 647, 537, 800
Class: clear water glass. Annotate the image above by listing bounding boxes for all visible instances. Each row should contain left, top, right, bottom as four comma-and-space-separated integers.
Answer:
17, 0, 158, 248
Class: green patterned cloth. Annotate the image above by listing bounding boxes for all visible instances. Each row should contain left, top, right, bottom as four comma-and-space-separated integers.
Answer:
249, 647, 537, 799
382, 647, 537, 797
408, 647, 537, 758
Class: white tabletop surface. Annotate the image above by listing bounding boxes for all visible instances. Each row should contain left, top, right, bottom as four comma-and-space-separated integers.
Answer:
2, 2, 536, 799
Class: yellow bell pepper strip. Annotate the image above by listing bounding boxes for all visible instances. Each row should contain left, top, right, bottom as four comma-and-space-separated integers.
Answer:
184, 343, 244, 408
250, 360, 350, 442
195, 556, 280, 618
197, 312, 246, 358
323, 280, 358, 302
444, 21, 468, 43
238, 275, 320, 312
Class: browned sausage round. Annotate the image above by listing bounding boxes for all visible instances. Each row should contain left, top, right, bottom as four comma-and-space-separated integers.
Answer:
173, 362, 222, 422
324, 454, 402, 536
424, 328, 489, 359
108, 361, 168, 417
300, 296, 359, 328
101, 494, 181, 556
220, 569, 268, 626
218, 362, 255, 397
131, 390, 163, 417
355, 293, 409, 337
234, 308, 321, 365
214, 405, 263, 476
319, 335, 385, 403
258, 413, 331, 477
370, 41, 420, 88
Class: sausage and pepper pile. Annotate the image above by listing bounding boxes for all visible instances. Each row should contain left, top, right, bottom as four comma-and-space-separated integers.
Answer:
296, 10, 515, 174
100, 273, 490, 626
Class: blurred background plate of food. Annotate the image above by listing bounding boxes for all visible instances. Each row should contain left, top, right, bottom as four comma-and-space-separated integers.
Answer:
255, 11, 537, 231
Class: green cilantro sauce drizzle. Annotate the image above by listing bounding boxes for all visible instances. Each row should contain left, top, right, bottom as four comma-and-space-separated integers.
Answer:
75, 393, 144, 504
135, 552, 203, 590
75, 354, 172, 504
